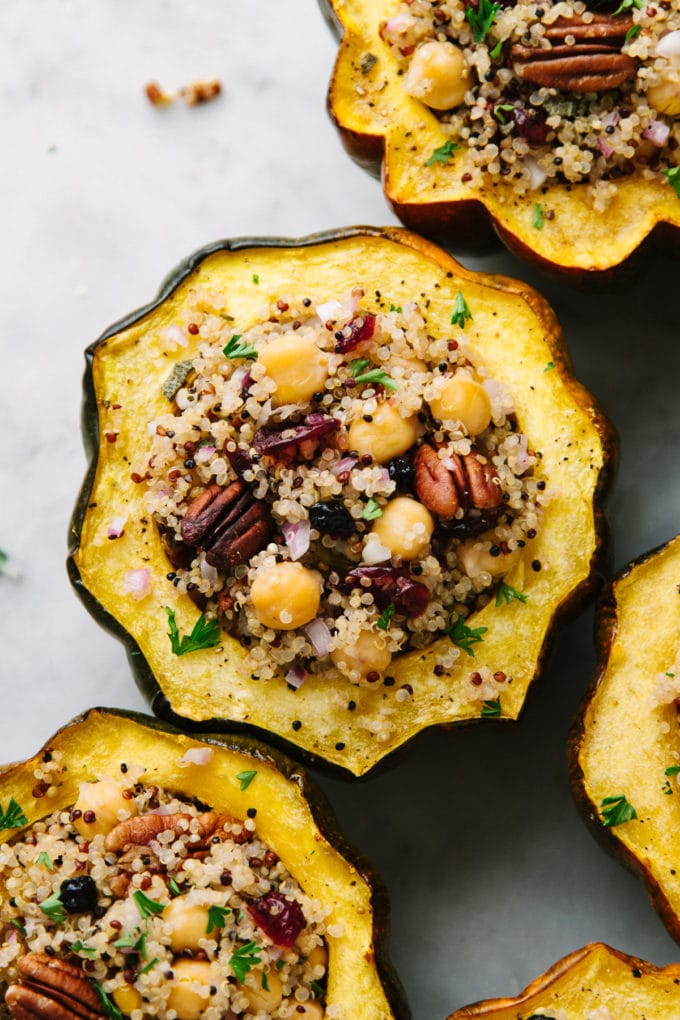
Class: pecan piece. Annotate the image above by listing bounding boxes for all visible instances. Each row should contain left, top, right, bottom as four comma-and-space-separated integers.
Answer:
105, 810, 247, 852
179, 480, 272, 571
512, 13, 637, 92
6, 953, 104, 1020
415, 444, 502, 518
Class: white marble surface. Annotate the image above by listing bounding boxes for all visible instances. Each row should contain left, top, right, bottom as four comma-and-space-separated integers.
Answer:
1, 2, 680, 1018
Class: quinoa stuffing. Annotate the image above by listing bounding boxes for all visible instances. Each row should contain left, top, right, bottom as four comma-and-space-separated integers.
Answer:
380, 0, 680, 210
137, 286, 544, 689
0, 753, 330, 1019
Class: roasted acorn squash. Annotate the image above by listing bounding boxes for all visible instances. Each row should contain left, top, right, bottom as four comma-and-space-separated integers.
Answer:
445, 942, 680, 1018
68, 227, 613, 777
571, 532, 680, 943
321, 0, 680, 283
0, 708, 406, 1019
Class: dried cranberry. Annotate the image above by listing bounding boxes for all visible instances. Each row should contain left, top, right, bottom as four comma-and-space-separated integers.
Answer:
309, 500, 355, 538
247, 892, 306, 947
334, 313, 376, 354
253, 414, 340, 461
59, 876, 98, 914
339, 566, 430, 617
387, 455, 415, 491
511, 105, 549, 146
224, 443, 252, 477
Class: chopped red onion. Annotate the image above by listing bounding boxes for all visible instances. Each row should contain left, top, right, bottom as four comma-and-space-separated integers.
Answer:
316, 298, 344, 322
331, 455, 357, 477
283, 520, 310, 561
195, 445, 216, 464
122, 567, 150, 599
523, 155, 547, 190
199, 552, 220, 585
643, 120, 670, 147
286, 663, 309, 689
657, 30, 680, 59
362, 535, 392, 564
602, 110, 620, 129
177, 747, 214, 767
597, 136, 614, 159
304, 617, 332, 655
108, 515, 128, 540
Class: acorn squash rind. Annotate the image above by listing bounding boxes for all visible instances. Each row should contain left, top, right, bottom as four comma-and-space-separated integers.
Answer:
445, 942, 680, 1018
570, 533, 680, 943
320, 0, 680, 282
68, 226, 614, 777
0, 708, 408, 1020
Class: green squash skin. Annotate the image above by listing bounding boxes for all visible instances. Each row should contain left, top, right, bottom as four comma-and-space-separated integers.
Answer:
68, 226, 616, 779
318, 0, 680, 287
569, 535, 680, 945
0, 707, 411, 1020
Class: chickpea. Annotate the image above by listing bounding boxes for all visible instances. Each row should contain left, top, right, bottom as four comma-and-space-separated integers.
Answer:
306, 944, 328, 973
163, 896, 210, 953
457, 538, 520, 578
112, 984, 143, 1016
251, 561, 322, 630
241, 968, 283, 1013
404, 41, 469, 111
166, 959, 212, 1020
282, 1001, 325, 1019
348, 403, 418, 464
73, 779, 137, 838
260, 335, 328, 405
428, 375, 491, 436
331, 629, 392, 680
371, 497, 433, 560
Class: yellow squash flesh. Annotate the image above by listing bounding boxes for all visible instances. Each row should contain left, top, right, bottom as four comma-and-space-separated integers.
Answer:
571, 533, 680, 942
0, 709, 403, 1020
69, 227, 613, 776
446, 943, 680, 1018
322, 0, 680, 280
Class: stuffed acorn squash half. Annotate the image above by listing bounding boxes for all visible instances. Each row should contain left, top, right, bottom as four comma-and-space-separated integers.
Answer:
0, 708, 406, 1020
571, 532, 680, 943
321, 0, 680, 282
69, 227, 613, 777
445, 942, 680, 1018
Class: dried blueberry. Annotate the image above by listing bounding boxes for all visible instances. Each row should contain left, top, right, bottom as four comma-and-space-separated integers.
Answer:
387, 455, 415, 491
309, 500, 355, 538
59, 876, 98, 914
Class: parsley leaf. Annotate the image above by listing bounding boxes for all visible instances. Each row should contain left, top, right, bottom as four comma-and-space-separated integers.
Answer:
10, 919, 27, 936
36, 851, 54, 871
237, 769, 257, 792
625, 23, 641, 41
362, 498, 383, 521
664, 166, 680, 198
168, 877, 182, 897
544, 361, 555, 373
261, 972, 270, 991
140, 957, 160, 975
206, 904, 232, 934
446, 615, 488, 656
132, 889, 165, 921
466, 0, 501, 43
532, 202, 544, 230
489, 38, 503, 58
39, 890, 66, 924
350, 359, 398, 392
377, 603, 396, 631
93, 982, 124, 1020
493, 102, 514, 125
114, 927, 147, 958
166, 608, 221, 656
495, 581, 528, 607
252, 274, 259, 284
70, 940, 96, 958
223, 334, 257, 360
0, 797, 28, 831
613, 0, 642, 12
425, 139, 459, 166
311, 979, 326, 997
389, 303, 402, 313
481, 697, 501, 717
666, 766, 680, 776
600, 794, 637, 828
229, 941, 262, 983
450, 290, 472, 329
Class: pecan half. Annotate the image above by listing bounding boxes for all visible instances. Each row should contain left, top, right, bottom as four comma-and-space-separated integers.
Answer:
414, 444, 502, 518
105, 810, 247, 853
512, 13, 636, 92
6, 953, 104, 1020
179, 480, 272, 571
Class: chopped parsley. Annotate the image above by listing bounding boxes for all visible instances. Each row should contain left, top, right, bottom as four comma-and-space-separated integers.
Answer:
544, 361, 555, 373
237, 769, 257, 792
425, 139, 459, 166
223, 334, 257, 360
664, 166, 680, 198
39, 889, 66, 924
666, 765, 680, 776
0, 797, 28, 831
466, 0, 501, 43
229, 941, 262, 983
140, 957, 160, 975
362, 498, 383, 521
168, 877, 182, 897
450, 290, 472, 329
311, 980, 326, 997
261, 972, 270, 991
614, 0, 643, 12
481, 697, 501, 717
389, 303, 402, 313
252, 274, 259, 284
625, 23, 641, 41
600, 794, 637, 828
132, 889, 165, 921
493, 102, 514, 125
166, 607, 221, 656
350, 359, 398, 391
206, 904, 232, 934
93, 982, 124, 1020
36, 851, 54, 871
114, 927, 148, 958
162, 359, 194, 401
489, 38, 503, 58
532, 202, 544, 230
10, 920, 27, 936
377, 603, 396, 630
446, 615, 487, 656
495, 581, 528, 607
70, 940, 97, 959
